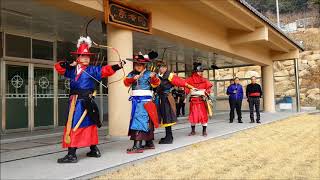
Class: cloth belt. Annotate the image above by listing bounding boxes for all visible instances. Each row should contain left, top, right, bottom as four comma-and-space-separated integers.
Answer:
249, 92, 260, 97
69, 89, 94, 99
190, 89, 206, 97
131, 90, 153, 96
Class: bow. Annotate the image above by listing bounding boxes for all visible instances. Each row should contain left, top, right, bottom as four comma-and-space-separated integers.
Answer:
85, 18, 126, 87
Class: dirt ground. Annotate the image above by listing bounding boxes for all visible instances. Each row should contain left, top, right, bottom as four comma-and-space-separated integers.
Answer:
96, 114, 320, 179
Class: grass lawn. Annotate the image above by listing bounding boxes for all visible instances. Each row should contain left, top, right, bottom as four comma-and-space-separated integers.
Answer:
96, 114, 320, 179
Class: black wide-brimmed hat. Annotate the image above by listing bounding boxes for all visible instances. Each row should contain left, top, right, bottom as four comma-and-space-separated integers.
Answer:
127, 51, 159, 64
193, 62, 204, 72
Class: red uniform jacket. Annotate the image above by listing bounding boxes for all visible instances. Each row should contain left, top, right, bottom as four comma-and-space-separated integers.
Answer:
186, 73, 213, 124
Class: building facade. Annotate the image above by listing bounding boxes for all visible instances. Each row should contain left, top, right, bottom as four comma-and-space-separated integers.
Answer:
0, 0, 303, 135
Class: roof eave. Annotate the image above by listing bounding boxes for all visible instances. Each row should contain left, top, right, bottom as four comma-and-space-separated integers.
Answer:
237, 0, 305, 51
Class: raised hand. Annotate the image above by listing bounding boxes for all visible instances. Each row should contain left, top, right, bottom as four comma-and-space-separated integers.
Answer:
119, 60, 126, 68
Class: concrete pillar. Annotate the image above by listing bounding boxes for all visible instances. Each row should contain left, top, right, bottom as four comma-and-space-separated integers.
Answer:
262, 65, 276, 112
107, 25, 133, 136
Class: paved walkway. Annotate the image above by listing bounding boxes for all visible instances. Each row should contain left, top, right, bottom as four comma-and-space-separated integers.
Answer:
0, 112, 304, 179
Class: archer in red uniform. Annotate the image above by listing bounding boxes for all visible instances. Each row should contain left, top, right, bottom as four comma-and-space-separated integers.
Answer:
55, 36, 124, 163
185, 62, 213, 136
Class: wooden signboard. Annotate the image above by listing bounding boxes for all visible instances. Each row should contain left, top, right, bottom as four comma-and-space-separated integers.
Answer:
103, 0, 152, 34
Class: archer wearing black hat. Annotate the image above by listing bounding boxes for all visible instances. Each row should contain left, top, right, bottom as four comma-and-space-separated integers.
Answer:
154, 61, 195, 144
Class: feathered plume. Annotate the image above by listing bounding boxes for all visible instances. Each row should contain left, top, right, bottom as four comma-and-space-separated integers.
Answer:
77, 36, 92, 48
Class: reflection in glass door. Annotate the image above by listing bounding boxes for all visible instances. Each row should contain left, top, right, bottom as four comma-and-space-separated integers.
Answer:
34, 68, 54, 127
58, 75, 70, 126
5, 65, 29, 130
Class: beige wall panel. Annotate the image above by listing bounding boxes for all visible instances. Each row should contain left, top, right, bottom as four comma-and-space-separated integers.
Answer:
107, 26, 133, 136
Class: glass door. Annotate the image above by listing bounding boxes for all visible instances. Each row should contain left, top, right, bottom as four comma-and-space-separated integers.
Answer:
33, 67, 54, 127
5, 64, 29, 130
58, 75, 70, 126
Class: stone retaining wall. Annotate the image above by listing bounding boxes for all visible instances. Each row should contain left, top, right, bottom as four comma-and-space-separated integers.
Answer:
273, 50, 320, 109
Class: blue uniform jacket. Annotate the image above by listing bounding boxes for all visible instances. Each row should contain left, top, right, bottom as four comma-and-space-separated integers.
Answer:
65, 66, 102, 128
226, 84, 243, 101
127, 70, 153, 132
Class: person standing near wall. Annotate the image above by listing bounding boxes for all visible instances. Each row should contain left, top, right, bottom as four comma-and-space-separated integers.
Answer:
154, 62, 194, 144
172, 87, 179, 115
227, 77, 243, 123
55, 36, 124, 163
186, 62, 213, 136
227, 79, 234, 121
123, 54, 161, 153
176, 87, 186, 117
246, 76, 263, 123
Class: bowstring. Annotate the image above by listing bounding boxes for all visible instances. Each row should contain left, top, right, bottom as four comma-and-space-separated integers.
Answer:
92, 41, 126, 86
80, 68, 109, 89
85, 18, 126, 89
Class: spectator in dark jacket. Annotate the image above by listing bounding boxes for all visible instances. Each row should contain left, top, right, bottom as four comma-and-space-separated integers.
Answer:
246, 76, 263, 123
227, 77, 243, 123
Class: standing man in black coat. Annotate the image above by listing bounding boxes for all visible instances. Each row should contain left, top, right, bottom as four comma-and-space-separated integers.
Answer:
246, 76, 263, 123
176, 87, 186, 117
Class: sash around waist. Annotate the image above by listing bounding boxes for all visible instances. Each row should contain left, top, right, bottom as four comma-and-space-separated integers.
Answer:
129, 95, 152, 102
190, 89, 206, 96
70, 89, 94, 99
131, 90, 153, 96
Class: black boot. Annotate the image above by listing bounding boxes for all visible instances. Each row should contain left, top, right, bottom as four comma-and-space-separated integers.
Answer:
250, 119, 255, 123
238, 119, 243, 123
202, 126, 207, 137
127, 140, 144, 154
188, 125, 196, 136
229, 120, 233, 123
57, 147, 78, 163
256, 120, 261, 123
159, 126, 173, 144
87, 145, 101, 158
143, 140, 155, 149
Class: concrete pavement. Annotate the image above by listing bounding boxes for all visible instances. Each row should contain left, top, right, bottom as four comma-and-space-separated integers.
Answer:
1, 112, 304, 179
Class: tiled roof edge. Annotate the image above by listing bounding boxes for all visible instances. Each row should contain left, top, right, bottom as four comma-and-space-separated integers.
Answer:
238, 0, 305, 51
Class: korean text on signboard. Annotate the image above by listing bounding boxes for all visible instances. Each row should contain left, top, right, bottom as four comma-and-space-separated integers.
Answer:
104, 0, 152, 34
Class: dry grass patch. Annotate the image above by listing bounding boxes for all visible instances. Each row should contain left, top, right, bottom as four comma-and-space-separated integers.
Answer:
96, 114, 320, 179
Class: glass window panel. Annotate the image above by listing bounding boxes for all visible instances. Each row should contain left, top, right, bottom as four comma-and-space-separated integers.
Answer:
102, 78, 108, 94
0, 32, 3, 58
171, 63, 177, 72
203, 70, 209, 79
240, 79, 249, 96
99, 49, 108, 66
235, 66, 261, 78
5, 34, 31, 58
32, 39, 53, 60
57, 75, 70, 95
209, 70, 214, 80
215, 68, 233, 80
90, 48, 108, 66
57, 41, 76, 62
6, 65, 29, 129
178, 72, 185, 78
90, 47, 100, 66
2, 10, 32, 36
34, 68, 54, 127
177, 63, 185, 71
273, 60, 294, 77
216, 81, 228, 97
